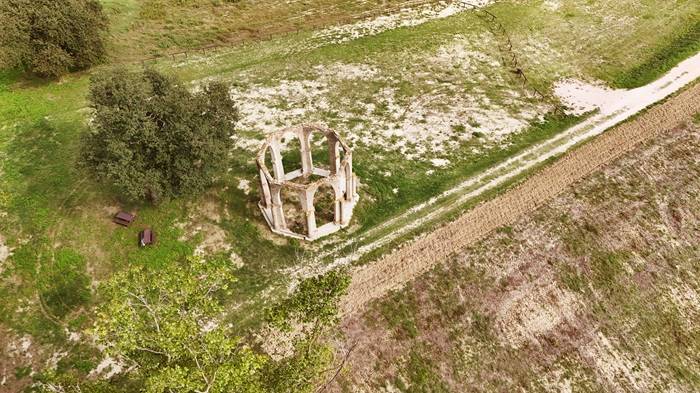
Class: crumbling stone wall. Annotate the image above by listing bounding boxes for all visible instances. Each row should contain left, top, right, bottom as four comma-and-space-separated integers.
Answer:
257, 124, 359, 241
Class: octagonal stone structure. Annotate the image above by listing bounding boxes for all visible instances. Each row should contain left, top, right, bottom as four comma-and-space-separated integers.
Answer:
256, 124, 359, 241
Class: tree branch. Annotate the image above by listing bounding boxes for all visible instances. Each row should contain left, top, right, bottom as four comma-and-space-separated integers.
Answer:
128, 291, 161, 333
315, 341, 357, 393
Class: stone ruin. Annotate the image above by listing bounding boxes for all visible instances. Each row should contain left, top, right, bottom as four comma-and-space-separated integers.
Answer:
256, 124, 359, 241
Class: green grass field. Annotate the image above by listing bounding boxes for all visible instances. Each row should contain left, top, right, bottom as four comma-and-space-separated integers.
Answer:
0, 0, 699, 388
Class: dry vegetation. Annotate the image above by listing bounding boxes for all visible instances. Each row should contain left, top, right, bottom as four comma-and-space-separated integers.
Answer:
1, 0, 699, 390
341, 82, 700, 314
330, 115, 700, 391
103, 0, 442, 60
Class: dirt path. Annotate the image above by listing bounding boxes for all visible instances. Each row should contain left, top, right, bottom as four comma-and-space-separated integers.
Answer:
341, 81, 700, 316
320, 53, 700, 267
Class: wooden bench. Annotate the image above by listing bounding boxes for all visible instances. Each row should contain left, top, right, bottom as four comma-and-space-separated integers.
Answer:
139, 229, 155, 247
113, 211, 135, 227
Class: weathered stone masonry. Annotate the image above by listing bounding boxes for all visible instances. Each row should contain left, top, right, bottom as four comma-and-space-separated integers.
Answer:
257, 124, 359, 241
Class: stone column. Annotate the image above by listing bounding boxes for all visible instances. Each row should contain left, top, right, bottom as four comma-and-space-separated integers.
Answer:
269, 139, 285, 181
300, 129, 314, 176
333, 202, 342, 225
258, 169, 272, 208
345, 154, 354, 202
328, 137, 340, 175
339, 185, 352, 226
269, 185, 286, 230
300, 188, 317, 238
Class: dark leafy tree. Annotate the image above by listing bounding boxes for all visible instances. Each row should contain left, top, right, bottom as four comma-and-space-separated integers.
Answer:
0, 0, 109, 78
81, 68, 238, 202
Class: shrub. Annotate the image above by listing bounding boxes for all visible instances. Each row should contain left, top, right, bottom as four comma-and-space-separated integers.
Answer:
0, 0, 108, 78
81, 68, 238, 202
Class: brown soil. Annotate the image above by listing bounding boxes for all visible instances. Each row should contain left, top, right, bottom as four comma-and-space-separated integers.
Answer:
0, 326, 42, 393
328, 98, 700, 391
341, 82, 700, 316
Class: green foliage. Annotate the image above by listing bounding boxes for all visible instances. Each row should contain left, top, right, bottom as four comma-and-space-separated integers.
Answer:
0, 0, 108, 78
266, 270, 350, 331
31, 370, 125, 393
262, 340, 334, 393
15, 365, 32, 379
85, 259, 350, 393
261, 271, 350, 392
92, 256, 267, 393
81, 68, 238, 202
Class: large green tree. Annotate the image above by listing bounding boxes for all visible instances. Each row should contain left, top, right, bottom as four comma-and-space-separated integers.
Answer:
81, 68, 238, 202
0, 0, 108, 78
80, 256, 349, 393
92, 256, 267, 393
264, 270, 351, 392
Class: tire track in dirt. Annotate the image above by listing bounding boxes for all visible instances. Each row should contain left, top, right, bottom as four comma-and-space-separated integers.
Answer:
341, 82, 700, 316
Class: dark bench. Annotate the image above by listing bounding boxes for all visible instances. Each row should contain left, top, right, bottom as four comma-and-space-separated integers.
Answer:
139, 229, 155, 247
113, 211, 135, 226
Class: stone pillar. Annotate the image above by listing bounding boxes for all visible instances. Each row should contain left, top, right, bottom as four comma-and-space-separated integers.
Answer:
269, 139, 285, 181
300, 129, 313, 176
269, 185, 286, 230
345, 154, 354, 202
300, 188, 316, 238
259, 169, 272, 208
328, 184, 340, 225
339, 180, 352, 226
328, 137, 340, 175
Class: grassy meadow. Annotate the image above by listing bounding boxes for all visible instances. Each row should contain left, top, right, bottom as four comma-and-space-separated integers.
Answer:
0, 0, 699, 388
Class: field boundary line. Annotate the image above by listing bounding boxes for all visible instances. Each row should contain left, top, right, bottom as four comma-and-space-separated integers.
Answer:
341, 82, 700, 316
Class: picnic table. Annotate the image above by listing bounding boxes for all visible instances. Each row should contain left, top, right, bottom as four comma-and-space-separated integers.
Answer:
139, 228, 155, 247
113, 211, 135, 226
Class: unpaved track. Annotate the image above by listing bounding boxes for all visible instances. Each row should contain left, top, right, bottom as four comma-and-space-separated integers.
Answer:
341, 81, 700, 316
321, 54, 700, 266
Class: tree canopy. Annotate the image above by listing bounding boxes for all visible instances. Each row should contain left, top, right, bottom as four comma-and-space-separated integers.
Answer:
92, 256, 267, 393
81, 68, 238, 202
267, 269, 350, 332
0, 0, 109, 78
52, 255, 351, 393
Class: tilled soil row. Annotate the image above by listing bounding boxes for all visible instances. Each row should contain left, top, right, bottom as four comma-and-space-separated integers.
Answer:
341, 82, 700, 316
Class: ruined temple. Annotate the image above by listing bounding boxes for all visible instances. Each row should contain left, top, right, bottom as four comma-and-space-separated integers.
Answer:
256, 124, 359, 240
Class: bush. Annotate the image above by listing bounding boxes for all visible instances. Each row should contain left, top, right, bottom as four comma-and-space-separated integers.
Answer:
81, 68, 238, 202
0, 0, 108, 78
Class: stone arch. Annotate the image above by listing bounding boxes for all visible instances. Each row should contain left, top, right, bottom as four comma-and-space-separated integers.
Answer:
313, 182, 338, 228
280, 132, 304, 176
256, 124, 359, 241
